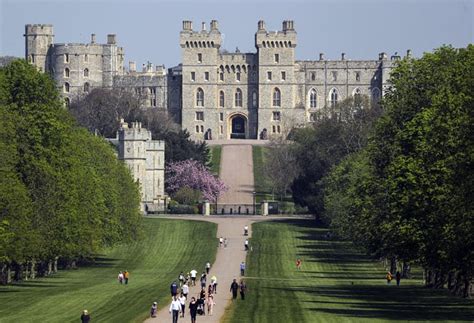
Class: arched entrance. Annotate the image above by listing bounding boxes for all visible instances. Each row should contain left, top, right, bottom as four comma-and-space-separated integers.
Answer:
228, 114, 247, 139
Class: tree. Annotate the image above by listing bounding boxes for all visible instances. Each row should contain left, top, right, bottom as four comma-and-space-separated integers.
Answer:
166, 160, 227, 203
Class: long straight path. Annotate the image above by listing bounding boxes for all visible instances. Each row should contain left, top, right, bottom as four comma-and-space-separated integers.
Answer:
218, 144, 254, 205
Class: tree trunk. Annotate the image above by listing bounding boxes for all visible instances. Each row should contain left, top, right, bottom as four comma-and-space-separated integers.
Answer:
389, 256, 397, 274
6, 266, 11, 284
53, 257, 58, 273
0, 263, 7, 285
402, 262, 411, 278
30, 259, 36, 280
462, 278, 471, 298
24, 262, 29, 281
47, 260, 53, 275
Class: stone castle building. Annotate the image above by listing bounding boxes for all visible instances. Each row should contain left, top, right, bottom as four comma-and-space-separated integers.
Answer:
25, 21, 406, 141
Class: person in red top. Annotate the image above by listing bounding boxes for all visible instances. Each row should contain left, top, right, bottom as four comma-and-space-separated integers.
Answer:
296, 258, 302, 270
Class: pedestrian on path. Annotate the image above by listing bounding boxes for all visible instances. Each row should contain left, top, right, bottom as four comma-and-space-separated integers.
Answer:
190, 269, 197, 286
219, 236, 223, 247
396, 271, 401, 286
189, 297, 198, 323
211, 275, 217, 293
179, 293, 186, 317
81, 310, 90, 323
123, 270, 129, 284
240, 280, 247, 300
205, 262, 211, 274
240, 262, 246, 276
244, 239, 249, 251
169, 296, 181, 323
200, 272, 207, 289
207, 291, 215, 316
230, 278, 239, 300
150, 302, 157, 318
170, 281, 178, 297
179, 272, 185, 287
182, 282, 189, 299
224, 238, 228, 248
117, 271, 124, 284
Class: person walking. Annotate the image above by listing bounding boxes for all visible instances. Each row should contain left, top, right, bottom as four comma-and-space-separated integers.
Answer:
170, 281, 178, 297
179, 293, 186, 318
182, 281, 189, 299
207, 291, 215, 316
219, 237, 224, 247
240, 280, 247, 300
211, 275, 217, 294
178, 272, 185, 287
117, 271, 124, 284
200, 272, 207, 289
396, 271, 401, 286
190, 269, 197, 286
224, 238, 228, 248
81, 310, 91, 323
244, 225, 249, 236
296, 258, 302, 270
205, 262, 211, 274
240, 262, 246, 276
123, 270, 129, 285
230, 278, 239, 300
189, 297, 198, 323
386, 271, 393, 284
244, 239, 249, 251
169, 296, 181, 323
150, 302, 158, 318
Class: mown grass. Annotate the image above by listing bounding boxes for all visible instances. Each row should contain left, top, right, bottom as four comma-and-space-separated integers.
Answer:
223, 219, 474, 323
252, 146, 273, 203
0, 218, 217, 323
210, 145, 222, 175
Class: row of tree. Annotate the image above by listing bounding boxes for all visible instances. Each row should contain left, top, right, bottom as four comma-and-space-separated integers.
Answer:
0, 60, 142, 284
290, 46, 473, 297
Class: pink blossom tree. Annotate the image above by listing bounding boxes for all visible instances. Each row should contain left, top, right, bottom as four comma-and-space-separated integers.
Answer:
166, 159, 228, 202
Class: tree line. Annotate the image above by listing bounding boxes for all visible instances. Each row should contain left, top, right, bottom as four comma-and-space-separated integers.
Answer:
0, 60, 142, 284
269, 46, 473, 297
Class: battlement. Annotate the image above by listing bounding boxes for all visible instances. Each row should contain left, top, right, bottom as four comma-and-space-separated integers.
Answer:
25, 24, 54, 36
255, 20, 297, 49
119, 121, 152, 141
180, 20, 222, 49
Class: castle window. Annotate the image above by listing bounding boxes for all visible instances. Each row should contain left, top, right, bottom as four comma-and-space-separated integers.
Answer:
267, 71, 272, 81
274, 53, 280, 63
65, 97, 70, 108
196, 88, 204, 106
235, 88, 242, 107
191, 72, 196, 82
310, 113, 317, 122
372, 87, 381, 103
252, 91, 257, 108
84, 82, 90, 93
355, 71, 361, 82
281, 71, 286, 81
220, 125, 223, 134
64, 54, 69, 63
310, 89, 317, 108
195, 125, 200, 133
277, 125, 281, 133
353, 88, 362, 103
272, 88, 281, 107
201, 125, 204, 132
197, 53, 202, 63
272, 125, 276, 133
219, 113, 224, 122
219, 72, 224, 81
332, 71, 338, 81
30, 54, 35, 63
236, 72, 241, 82
64, 68, 70, 78
219, 91, 225, 107
311, 72, 316, 81
150, 87, 157, 107
64, 82, 70, 93
195, 111, 204, 121
272, 111, 281, 121
84, 54, 88, 62
330, 88, 338, 107
205, 72, 209, 81
84, 68, 89, 77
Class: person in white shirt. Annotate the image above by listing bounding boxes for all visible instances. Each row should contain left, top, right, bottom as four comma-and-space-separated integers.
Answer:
182, 282, 189, 299
190, 269, 197, 286
178, 293, 186, 317
206, 262, 211, 274
169, 296, 181, 323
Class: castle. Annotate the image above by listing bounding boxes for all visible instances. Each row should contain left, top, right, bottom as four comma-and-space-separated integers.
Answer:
25, 21, 406, 141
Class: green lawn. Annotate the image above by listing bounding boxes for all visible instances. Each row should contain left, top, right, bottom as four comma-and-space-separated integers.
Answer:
210, 145, 222, 175
252, 146, 273, 203
0, 218, 217, 323
223, 219, 474, 323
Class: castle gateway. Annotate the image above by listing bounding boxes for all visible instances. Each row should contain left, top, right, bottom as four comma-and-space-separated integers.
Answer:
25, 20, 401, 141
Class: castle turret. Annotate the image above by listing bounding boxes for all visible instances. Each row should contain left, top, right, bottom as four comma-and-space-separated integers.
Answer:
24, 24, 54, 72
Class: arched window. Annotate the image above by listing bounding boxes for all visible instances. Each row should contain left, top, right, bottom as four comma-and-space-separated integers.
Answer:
330, 88, 338, 107
64, 97, 70, 108
372, 87, 381, 102
84, 82, 90, 93
64, 68, 70, 78
311, 72, 316, 81
235, 88, 242, 107
252, 91, 257, 108
64, 82, 70, 93
196, 88, 204, 106
84, 68, 89, 77
273, 88, 281, 107
353, 88, 362, 104
310, 89, 317, 108
219, 91, 225, 107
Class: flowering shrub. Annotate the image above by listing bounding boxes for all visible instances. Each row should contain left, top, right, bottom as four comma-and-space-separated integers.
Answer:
166, 159, 228, 202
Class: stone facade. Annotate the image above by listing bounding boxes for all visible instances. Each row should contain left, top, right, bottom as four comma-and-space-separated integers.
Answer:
115, 121, 165, 213
25, 21, 403, 141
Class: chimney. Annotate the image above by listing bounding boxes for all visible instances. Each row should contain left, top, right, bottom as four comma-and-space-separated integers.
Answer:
107, 34, 116, 45
91, 33, 96, 44
210, 20, 219, 31
201, 22, 206, 31
258, 20, 266, 31
341, 53, 346, 60
319, 53, 325, 61
182, 20, 193, 31
129, 61, 136, 72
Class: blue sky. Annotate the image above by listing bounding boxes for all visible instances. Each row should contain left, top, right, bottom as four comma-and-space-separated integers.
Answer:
1, 0, 472, 68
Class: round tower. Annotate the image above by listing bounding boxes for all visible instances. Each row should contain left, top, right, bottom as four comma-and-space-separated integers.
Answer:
24, 24, 54, 72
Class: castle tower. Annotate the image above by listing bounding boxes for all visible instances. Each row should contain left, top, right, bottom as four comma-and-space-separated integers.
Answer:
255, 20, 299, 138
180, 20, 222, 140
24, 24, 54, 72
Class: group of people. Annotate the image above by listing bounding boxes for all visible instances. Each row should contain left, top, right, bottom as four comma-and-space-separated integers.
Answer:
386, 271, 402, 286
230, 278, 247, 300
117, 270, 129, 284
218, 236, 229, 248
